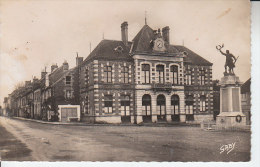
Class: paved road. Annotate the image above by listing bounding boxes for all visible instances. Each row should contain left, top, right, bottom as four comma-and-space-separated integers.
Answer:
0, 117, 250, 161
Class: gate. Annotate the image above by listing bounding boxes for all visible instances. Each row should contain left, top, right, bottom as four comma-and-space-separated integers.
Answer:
58, 105, 80, 122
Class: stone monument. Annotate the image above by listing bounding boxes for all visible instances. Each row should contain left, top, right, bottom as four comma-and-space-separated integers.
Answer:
215, 44, 246, 128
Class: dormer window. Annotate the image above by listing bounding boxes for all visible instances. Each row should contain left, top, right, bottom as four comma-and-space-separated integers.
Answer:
114, 46, 123, 53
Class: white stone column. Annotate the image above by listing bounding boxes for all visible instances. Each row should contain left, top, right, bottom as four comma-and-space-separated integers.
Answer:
151, 93, 157, 123
179, 91, 186, 122
135, 90, 143, 124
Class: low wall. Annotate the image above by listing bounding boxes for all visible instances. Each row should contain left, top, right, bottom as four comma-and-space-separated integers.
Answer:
191, 114, 214, 124
95, 116, 121, 124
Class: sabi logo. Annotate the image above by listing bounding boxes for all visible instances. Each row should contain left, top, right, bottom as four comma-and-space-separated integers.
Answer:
220, 142, 236, 154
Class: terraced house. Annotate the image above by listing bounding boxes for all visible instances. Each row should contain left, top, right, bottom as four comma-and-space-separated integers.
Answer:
79, 22, 213, 124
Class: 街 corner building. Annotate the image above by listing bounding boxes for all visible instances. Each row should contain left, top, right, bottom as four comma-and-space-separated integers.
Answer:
79, 22, 213, 124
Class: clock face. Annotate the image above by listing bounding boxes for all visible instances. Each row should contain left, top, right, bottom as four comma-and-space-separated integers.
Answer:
156, 40, 163, 48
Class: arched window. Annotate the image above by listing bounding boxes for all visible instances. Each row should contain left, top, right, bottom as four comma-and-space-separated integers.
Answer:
142, 94, 151, 115
171, 95, 179, 115
200, 95, 206, 112
157, 95, 166, 116
141, 64, 150, 84
156, 65, 165, 83
185, 95, 194, 114
170, 65, 178, 84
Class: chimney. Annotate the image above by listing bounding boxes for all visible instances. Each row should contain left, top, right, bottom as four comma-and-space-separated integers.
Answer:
51, 64, 58, 73
45, 73, 49, 87
63, 61, 69, 71
121, 21, 128, 46
25, 81, 31, 87
41, 71, 47, 79
33, 76, 38, 83
162, 26, 170, 43
76, 57, 83, 66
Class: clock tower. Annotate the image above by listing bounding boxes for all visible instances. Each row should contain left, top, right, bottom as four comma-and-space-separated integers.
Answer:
152, 29, 167, 52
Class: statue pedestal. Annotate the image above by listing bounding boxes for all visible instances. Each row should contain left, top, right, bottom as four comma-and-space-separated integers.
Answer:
216, 74, 246, 128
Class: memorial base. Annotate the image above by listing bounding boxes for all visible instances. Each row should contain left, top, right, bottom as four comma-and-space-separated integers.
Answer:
216, 113, 246, 127
216, 73, 247, 129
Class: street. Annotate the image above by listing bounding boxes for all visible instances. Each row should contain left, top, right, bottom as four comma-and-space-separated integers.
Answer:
0, 117, 250, 161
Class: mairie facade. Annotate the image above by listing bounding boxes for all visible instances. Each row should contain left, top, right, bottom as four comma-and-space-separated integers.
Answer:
5, 21, 213, 124
79, 22, 213, 124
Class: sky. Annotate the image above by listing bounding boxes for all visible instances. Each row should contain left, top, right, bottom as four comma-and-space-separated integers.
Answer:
0, 0, 251, 106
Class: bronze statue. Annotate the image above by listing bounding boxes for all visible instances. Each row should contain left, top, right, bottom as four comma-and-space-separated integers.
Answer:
216, 44, 238, 74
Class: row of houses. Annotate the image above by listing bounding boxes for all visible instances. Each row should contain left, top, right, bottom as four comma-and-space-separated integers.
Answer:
4, 59, 81, 121
3, 21, 218, 124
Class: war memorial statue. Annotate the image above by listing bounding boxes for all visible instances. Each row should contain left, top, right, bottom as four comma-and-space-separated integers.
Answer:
215, 44, 246, 129
216, 44, 238, 74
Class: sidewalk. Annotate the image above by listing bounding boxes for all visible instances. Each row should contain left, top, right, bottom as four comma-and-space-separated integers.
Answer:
8, 116, 200, 127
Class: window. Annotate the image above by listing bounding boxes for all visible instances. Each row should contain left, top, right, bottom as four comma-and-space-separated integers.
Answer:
200, 95, 206, 112
65, 90, 72, 99
65, 76, 71, 85
157, 95, 166, 116
142, 94, 151, 115
156, 65, 165, 83
186, 67, 192, 85
104, 95, 113, 113
121, 67, 129, 83
186, 74, 192, 85
185, 95, 194, 114
199, 69, 205, 85
170, 65, 178, 84
171, 95, 179, 115
141, 64, 150, 84
121, 95, 130, 116
104, 66, 112, 83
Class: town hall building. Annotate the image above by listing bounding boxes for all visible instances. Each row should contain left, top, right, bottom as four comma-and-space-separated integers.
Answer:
79, 21, 213, 124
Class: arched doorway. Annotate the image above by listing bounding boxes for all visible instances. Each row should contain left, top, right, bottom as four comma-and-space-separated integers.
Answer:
171, 95, 180, 121
157, 94, 166, 121
142, 94, 152, 122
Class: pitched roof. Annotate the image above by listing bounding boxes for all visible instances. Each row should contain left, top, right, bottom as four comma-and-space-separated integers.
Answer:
50, 67, 76, 87
82, 40, 133, 65
241, 78, 251, 94
131, 25, 179, 54
82, 25, 212, 67
131, 25, 154, 53
174, 45, 213, 66
131, 25, 212, 66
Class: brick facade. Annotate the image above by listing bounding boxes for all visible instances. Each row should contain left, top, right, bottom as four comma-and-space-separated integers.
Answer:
79, 22, 214, 124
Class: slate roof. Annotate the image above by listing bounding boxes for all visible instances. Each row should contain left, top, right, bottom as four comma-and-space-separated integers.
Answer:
241, 78, 251, 94
131, 25, 179, 54
82, 24, 212, 67
174, 45, 213, 66
131, 25, 212, 66
82, 40, 133, 65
